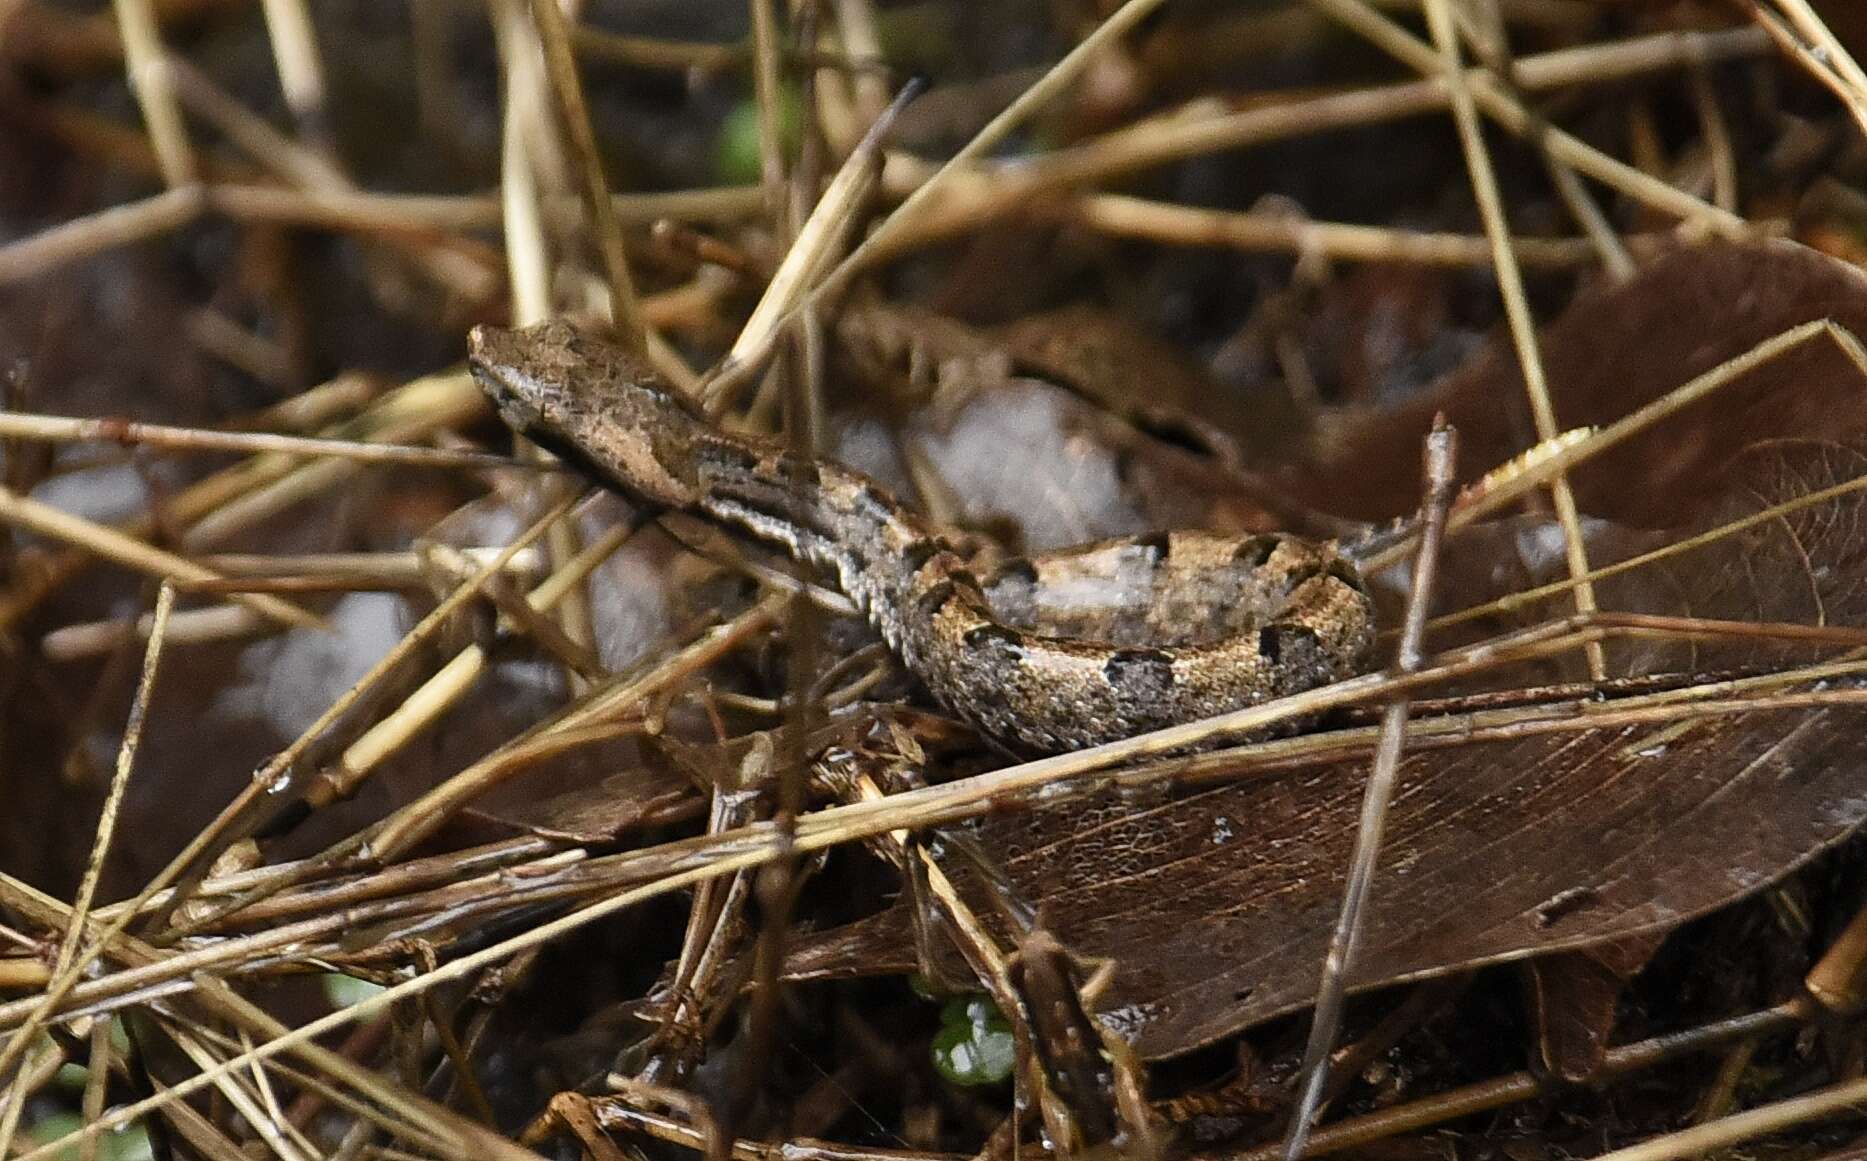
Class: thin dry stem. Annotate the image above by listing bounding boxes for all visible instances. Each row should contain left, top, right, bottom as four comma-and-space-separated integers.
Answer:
111, 0, 197, 187
164, 56, 497, 300
1285, 424, 1456, 1159
315, 519, 635, 801
12, 665, 1865, 1042
19, 607, 1836, 1161
0, 367, 489, 638
859, 25, 1763, 261
569, 24, 743, 73
1423, 0, 1604, 679
1451, 8, 1635, 277
0, 409, 542, 472
528, 0, 649, 352
1229, 1002, 1806, 1161
1688, 60, 1739, 213
748, 0, 785, 204
180, 371, 490, 551
1588, 1068, 1867, 1161
1357, 320, 1861, 576
1068, 195, 1604, 266
1431, 467, 1867, 634
0, 585, 173, 1108
713, 0, 1173, 390
367, 592, 787, 859
0, 185, 204, 285
135, 494, 579, 936
1305, 0, 1747, 234
0, 486, 324, 630
832, 0, 891, 131
708, 85, 908, 407
40, 604, 270, 660
1753, 0, 1867, 137
258, 0, 331, 146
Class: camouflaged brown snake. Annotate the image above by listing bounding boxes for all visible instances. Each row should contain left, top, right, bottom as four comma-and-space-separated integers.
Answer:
469, 319, 1377, 753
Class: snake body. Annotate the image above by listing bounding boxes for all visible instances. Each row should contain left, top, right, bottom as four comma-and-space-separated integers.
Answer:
468, 320, 1376, 753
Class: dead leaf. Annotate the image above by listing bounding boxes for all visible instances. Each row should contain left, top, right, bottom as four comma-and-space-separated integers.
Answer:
1292, 239, 1867, 526
785, 413, 1867, 1060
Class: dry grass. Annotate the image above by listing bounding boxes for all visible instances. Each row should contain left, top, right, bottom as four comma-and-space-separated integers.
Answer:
3, 2, 1867, 1160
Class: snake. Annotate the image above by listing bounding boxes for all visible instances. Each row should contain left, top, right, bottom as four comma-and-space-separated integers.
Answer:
468, 319, 1377, 753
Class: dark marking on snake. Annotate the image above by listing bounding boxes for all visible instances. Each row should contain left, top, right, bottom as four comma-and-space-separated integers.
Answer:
1257, 626, 1283, 665
901, 538, 942, 575
469, 319, 1378, 752
989, 556, 1039, 586
700, 441, 762, 476
1135, 530, 1171, 560
1328, 559, 1368, 592
915, 579, 959, 619
1103, 648, 1175, 692
1233, 535, 1281, 567
1259, 624, 1323, 673
1282, 565, 1323, 595
782, 457, 822, 488
964, 623, 1026, 654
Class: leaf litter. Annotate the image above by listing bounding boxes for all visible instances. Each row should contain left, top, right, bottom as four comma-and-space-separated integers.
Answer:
9, 5, 1867, 1161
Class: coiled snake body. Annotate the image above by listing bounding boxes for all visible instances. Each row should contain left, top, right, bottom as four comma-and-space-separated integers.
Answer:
469, 320, 1376, 753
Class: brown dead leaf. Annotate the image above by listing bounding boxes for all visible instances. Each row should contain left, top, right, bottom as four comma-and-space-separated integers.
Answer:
786, 366, 1867, 1061
1293, 239, 1867, 526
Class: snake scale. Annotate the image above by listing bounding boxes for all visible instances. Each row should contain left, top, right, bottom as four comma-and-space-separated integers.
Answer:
469, 319, 1377, 753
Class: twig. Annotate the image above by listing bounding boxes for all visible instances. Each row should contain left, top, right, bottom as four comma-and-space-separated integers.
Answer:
258, 0, 332, 147
0, 410, 547, 472
164, 56, 497, 300
1430, 468, 1867, 634
15, 602, 1801, 1161
308, 520, 637, 807
13, 661, 1866, 1041
1588, 1068, 1867, 1161
1066, 195, 1605, 266
569, 24, 743, 74
707, 81, 920, 411
366, 592, 788, 859
709, 0, 1172, 393
1284, 423, 1457, 1160
1751, 0, 1867, 137
1230, 1002, 1807, 1161
1422, 0, 1604, 679
0, 486, 324, 631
110, 0, 196, 187
528, 0, 649, 352
0, 585, 174, 1110
0, 185, 204, 285
1305, 0, 1745, 234
42, 605, 269, 661
1358, 320, 1867, 576
138, 494, 578, 934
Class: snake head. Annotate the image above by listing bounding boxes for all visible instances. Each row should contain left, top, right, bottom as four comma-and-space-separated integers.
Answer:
468, 319, 706, 506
